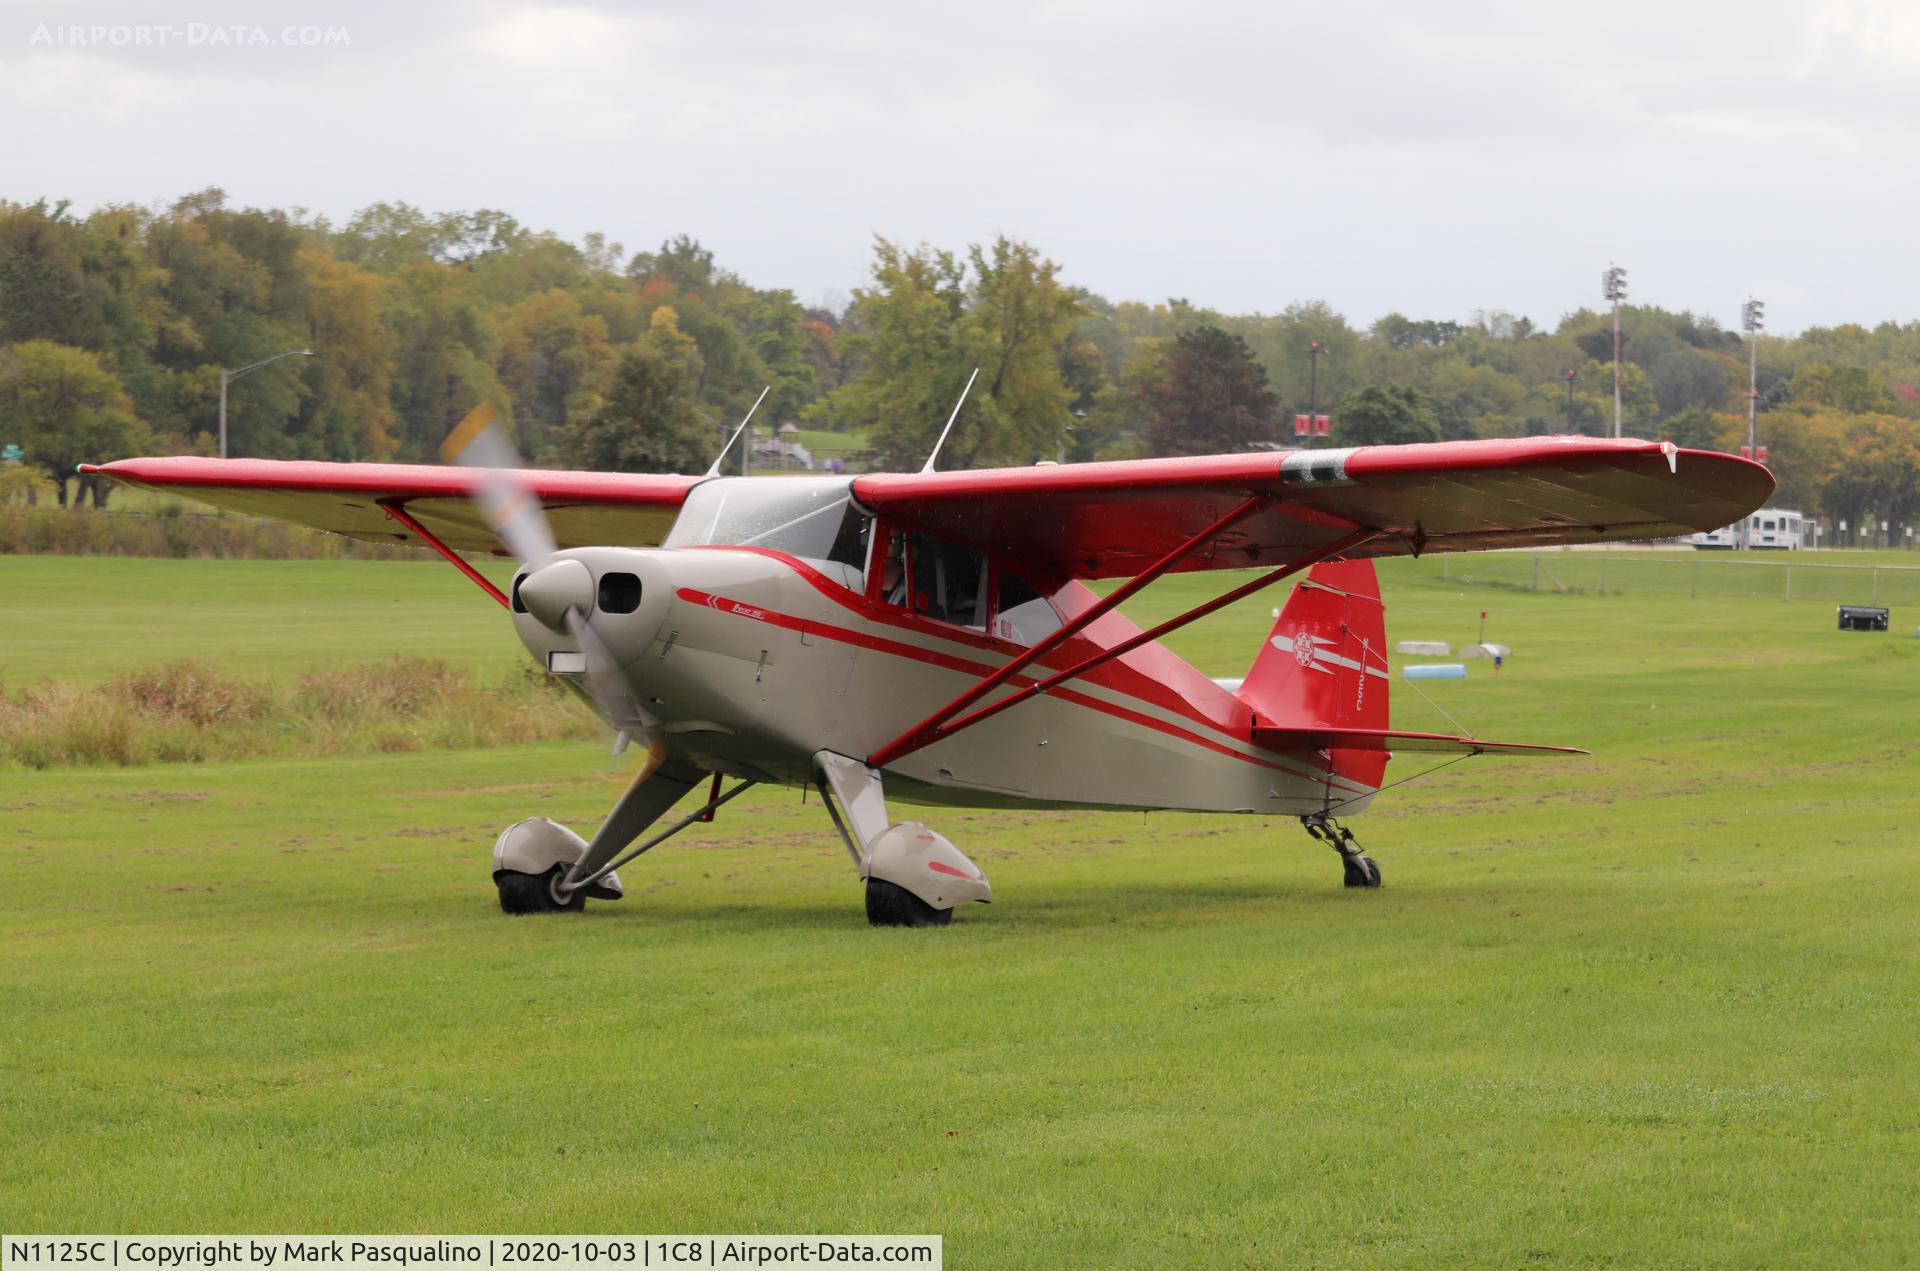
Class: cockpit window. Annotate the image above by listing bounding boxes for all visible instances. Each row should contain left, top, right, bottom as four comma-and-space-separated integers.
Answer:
664, 477, 870, 590
995, 570, 1063, 644
910, 533, 988, 630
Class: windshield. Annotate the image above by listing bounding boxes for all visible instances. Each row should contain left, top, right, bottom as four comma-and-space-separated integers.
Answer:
664, 477, 869, 588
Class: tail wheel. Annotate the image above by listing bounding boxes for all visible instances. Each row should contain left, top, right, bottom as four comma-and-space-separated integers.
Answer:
865, 878, 952, 927
495, 865, 588, 914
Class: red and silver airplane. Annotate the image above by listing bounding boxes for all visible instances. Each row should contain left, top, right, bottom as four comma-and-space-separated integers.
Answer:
86, 430, 1772, 925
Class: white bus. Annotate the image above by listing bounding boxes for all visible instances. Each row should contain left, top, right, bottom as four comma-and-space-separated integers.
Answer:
1686, 508, 1808, 550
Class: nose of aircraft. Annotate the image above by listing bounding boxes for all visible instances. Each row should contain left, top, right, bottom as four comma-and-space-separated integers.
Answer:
517, 557, 594, 628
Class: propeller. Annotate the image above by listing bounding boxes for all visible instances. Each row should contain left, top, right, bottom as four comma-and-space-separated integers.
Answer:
440, 403, 658, 745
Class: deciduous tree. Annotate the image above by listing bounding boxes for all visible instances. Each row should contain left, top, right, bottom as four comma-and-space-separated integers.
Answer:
0, 341, 147, 505
1332, 386, 1441, 447
561, 341, 713, 474
1135, 326, 1279, 457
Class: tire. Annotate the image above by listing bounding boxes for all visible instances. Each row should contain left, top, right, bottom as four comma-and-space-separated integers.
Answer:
1342, 856, 1383, 889
495, 866, 587, 914
865, 878, 953, 927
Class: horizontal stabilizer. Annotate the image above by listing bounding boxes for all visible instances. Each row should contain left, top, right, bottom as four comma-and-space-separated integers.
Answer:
1251, 725, 1586, 757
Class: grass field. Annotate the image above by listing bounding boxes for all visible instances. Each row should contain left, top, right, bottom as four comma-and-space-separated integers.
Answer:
2, 551, 1917, 1265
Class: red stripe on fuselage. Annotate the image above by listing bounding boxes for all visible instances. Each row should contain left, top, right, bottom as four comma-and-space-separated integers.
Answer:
692, 544, 1259, 750
673, 583, 1319, 781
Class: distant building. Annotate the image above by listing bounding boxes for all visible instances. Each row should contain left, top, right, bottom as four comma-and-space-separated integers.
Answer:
751, 427, 813, 470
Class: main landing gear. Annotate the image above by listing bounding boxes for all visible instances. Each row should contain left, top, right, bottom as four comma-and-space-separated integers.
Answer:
487, 745, 990, 926
815, 751, 991, 927
1302, 814, 1382, 888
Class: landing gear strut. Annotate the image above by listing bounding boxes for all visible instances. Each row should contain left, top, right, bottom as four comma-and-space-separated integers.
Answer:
814, 751, 991, 926
1302, 814, 1381, 888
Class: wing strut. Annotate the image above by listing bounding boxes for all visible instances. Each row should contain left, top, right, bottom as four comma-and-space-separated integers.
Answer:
866, 499, 1377, 768
378, 499, 510, 609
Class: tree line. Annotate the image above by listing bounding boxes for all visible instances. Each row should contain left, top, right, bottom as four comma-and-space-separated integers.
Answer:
3, 190, 1918, 536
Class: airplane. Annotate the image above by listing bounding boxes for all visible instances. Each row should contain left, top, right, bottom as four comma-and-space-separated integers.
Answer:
84, 426, 1772, 926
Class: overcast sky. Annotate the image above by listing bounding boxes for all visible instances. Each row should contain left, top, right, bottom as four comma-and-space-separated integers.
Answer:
5, 0, 1915, 334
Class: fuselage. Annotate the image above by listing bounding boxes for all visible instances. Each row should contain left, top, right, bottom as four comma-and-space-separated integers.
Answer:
510, 477, 1377, 818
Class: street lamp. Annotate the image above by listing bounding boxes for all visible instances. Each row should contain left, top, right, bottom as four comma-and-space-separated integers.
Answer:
219, 348, 314, 459
1602, 264, 1628, 438
1563, 367, 1581, 430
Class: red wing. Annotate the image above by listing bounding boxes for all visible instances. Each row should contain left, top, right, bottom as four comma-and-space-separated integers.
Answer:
852, 438, 1774, 580
82, 457, 701, 554
1252, 724, 1587, 757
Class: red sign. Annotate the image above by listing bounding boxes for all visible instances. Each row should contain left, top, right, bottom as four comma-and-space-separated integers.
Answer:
1313, 414, 1331, 436
1294, 414, 1311, 436
1739, 445, 1770, 463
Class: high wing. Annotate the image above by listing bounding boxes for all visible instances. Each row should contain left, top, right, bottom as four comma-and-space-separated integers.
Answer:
852, 437, 1774, 580
80, 457, 701, 555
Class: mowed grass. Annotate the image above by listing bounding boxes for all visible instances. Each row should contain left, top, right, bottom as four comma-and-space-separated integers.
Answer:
0, 555, 521, 685
2, 552, 1918, 1265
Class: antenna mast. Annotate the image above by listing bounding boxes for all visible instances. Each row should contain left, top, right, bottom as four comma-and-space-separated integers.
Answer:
705, 385, 771, 478
920, 367, 980, 474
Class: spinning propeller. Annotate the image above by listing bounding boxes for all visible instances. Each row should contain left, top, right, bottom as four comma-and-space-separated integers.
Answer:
440, 404, 658, 743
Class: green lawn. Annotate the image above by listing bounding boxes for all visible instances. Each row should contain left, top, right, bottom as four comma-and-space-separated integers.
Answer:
0, 555, 520, 685
1, 553, 1916, 1264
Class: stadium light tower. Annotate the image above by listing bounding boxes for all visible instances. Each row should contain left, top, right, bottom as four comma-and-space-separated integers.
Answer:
1737, 295, 1767, 551
1743, 296, 1765, 460
1602, 264, 1628, 438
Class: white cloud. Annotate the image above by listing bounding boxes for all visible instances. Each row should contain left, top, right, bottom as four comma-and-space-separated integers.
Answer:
1, 0, 1917, 330
8, 48, 192, 121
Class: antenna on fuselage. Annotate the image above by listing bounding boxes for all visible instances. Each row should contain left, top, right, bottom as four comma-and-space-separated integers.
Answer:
919, 366, 979, 474
706, 385, 771, 478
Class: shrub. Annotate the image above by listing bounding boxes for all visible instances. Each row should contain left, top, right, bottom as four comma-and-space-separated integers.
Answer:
0, 658, 598, 769
0, 506, 436, 561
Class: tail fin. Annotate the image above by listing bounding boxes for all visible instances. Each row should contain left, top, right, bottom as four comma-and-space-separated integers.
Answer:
1237, 559, 1391, 792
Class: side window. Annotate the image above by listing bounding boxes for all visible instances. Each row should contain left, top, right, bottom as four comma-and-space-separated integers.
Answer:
821, 504, 870, 592
907, 533, 988, 630
878, 530, 909, 606
995, 571, 1063, 645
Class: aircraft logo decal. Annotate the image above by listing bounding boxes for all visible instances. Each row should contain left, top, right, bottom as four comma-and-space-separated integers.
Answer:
1273, 631, 1391, 680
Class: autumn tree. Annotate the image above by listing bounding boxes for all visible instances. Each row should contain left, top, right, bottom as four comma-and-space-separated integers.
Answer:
495, 289, 615, 462
289, 249, 397, 460
1821, 415, 1920, 544
814, 237, 1085, 471
561, 341, 713, 474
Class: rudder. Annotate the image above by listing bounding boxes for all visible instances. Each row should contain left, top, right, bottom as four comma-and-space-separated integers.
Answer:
1237, 559, 1390, 791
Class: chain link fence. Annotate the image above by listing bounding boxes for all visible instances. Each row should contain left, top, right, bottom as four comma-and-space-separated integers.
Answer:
1425, 552, 1920, 606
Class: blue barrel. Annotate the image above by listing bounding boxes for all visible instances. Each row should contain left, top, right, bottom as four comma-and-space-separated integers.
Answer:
1402, 663, 1467, 680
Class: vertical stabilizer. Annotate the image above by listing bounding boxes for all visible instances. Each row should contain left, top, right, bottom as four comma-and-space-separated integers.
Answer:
1237, 559, 1390, 792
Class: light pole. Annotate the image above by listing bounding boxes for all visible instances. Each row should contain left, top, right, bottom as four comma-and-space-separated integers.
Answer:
1564, 367, 1581, 431
219, 348, 314, 459
1742, 296, 1765, 460
1307, 340, 1325, 434
1602, 265, 1628, 438
1740, 296, 1766, 552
